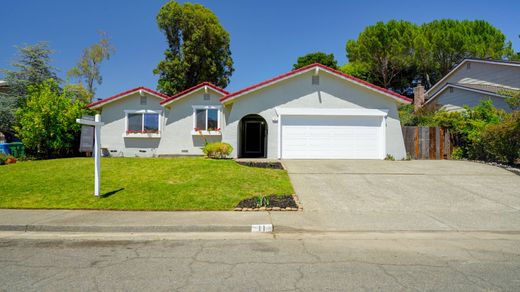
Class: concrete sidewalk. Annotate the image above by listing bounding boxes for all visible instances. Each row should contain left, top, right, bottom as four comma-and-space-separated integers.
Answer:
0, 209, 272, 233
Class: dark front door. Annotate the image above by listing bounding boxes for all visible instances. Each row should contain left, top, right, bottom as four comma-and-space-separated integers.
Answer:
242, 118, 266, 158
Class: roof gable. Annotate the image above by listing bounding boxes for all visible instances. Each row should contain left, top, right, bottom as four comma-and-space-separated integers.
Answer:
160, 82, 228, 107
88, 87, 170, 109
426, 58, 520, 97
220, 63, 411, 104
424, 82, 508, 106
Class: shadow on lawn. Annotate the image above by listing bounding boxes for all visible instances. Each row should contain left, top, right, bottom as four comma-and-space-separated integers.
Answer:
100, 188, 125, 198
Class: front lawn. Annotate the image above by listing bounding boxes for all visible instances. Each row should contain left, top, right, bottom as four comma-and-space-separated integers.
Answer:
0, 157, 294, 210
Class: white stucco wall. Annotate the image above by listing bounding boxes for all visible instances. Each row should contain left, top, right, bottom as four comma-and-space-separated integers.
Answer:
434, 87, 510, 112
98, 92, 164, 157
221, 71, 407, 159
157, 91, 223, 156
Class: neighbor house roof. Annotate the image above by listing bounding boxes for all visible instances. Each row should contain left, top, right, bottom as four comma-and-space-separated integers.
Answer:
88, 86, 170, 109
160, 82, 228, 107
424, 82, 508, 105
220, 63, 412, 104
426, 58, 520, 97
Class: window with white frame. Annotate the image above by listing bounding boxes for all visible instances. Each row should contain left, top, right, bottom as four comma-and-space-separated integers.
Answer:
193, 106, 221, 131
125, 110, 161, 134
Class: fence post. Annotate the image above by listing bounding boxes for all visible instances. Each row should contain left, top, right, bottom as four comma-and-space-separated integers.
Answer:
439, 128, 445, 160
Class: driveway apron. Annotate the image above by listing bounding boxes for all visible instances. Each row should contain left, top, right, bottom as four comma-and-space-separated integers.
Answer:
271, 160, 520, 232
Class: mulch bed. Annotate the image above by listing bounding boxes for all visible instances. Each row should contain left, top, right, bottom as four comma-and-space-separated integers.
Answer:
236, 161, 285, 170
234, 194, 302, 211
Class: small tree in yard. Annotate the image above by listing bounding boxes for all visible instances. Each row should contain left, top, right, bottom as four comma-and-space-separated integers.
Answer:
14, 79, 88, 158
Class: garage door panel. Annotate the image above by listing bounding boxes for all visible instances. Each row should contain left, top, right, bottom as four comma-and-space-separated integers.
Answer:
281, 115, 384, 159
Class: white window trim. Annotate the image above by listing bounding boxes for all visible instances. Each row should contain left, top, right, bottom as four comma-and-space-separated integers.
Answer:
191, 105, 222, 135
123, 109, 162, 138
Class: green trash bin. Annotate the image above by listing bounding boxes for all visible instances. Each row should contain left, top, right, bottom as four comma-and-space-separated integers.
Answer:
6, 142, 25, 158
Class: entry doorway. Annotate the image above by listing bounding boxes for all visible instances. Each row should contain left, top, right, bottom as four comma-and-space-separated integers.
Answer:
239, 114, 267, 158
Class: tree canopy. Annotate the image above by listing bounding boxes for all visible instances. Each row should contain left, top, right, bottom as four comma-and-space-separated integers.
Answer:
345, 19, 515, 92
0, 43, 58, 137
14, 79, 88, 158
153, 1, 234, 95
293, 52, 338, 69
68, 32, 115, 101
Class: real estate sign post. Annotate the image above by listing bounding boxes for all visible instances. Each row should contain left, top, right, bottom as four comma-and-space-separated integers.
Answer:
76, 114, 104, 196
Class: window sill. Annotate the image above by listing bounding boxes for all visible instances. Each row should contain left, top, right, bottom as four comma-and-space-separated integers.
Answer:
191, 130, 222, 136
123, 133, 161, 138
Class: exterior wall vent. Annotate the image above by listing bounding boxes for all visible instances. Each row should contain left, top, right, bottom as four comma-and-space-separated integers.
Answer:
312, 76, 319, 85
449, 87, 454, 93
203, 93, 210, 100
466, 62, 471, 70
140, 96, 147, 105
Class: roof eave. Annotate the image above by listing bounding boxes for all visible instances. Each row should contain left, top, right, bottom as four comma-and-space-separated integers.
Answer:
220, 64, 411, 105
160, 83, 228, 107
424, 83, 508, 106
87, 87, 170, 109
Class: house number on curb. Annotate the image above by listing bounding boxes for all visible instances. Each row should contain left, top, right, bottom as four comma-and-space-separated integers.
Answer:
76, 114, 105, 197
251, 224, 273, 233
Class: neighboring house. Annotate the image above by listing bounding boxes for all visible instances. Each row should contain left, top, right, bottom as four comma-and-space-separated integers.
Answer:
0, 80, 8, 94
88, 64, 411, 159
423, 58, 520, 111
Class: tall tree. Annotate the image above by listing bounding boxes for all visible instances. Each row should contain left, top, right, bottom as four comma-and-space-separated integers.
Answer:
68, 32, 115, 100
415, 20, 513, 87
153, 1, 234, 95
0, 42, 58, 138
339, 62, 371, 82
293, 52, 338, 69
346, 20, 417, 89
14, 79, 88, 158
346, 19, 514, 92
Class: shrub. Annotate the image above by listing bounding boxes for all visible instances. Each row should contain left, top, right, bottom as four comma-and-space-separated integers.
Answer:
5, 155, 17, 165
451, 147, 465, 160
202, 142, 233, 159
480, 112, 520, 164
0, 154, 6, 165
384, 154, 395, 161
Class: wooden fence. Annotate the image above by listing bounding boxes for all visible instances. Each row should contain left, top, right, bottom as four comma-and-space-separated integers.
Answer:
401, 126, 452, 160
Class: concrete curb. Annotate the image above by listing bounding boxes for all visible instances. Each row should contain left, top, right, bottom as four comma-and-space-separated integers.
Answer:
0, 224, 254, 233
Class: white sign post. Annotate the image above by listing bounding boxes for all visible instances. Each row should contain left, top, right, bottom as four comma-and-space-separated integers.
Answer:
76, 114, 104, 196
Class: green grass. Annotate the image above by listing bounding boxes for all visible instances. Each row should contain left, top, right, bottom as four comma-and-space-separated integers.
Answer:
0, 157, 294, 210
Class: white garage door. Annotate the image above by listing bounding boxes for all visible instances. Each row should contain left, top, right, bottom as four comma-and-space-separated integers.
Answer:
281, 115, 385, 159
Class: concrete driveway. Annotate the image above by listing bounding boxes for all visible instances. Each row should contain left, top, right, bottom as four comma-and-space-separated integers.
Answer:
271, 160, 520, 232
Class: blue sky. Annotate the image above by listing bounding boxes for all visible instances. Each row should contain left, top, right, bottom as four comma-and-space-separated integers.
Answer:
1, 0, 519, 99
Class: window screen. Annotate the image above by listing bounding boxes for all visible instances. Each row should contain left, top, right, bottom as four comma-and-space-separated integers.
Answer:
196, 109, 206, 130
128, 114, 142, 131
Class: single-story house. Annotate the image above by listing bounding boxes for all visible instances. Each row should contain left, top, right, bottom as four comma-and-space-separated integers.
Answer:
423, 58, 520, 112
88, 63, 411, 159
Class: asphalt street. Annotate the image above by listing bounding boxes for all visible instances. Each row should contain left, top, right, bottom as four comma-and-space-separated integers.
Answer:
1, 231, 520, 291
